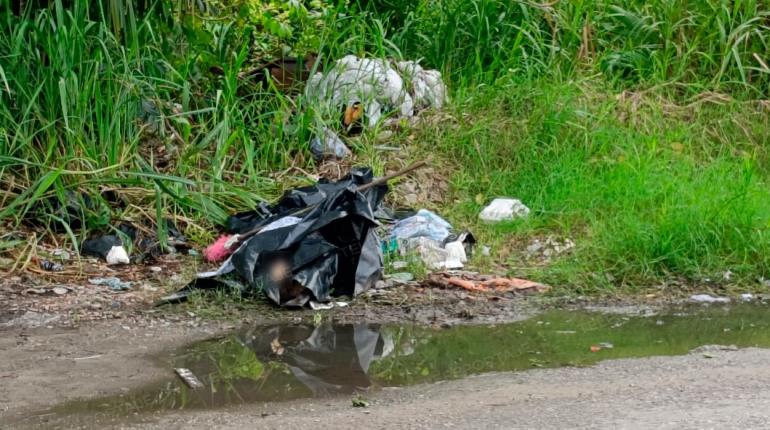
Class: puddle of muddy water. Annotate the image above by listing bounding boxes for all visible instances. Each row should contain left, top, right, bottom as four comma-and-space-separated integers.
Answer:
55, 303, 770, 418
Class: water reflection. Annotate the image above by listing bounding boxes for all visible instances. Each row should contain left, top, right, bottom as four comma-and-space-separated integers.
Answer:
55, 304, 770, 417
237, 323, 402, 395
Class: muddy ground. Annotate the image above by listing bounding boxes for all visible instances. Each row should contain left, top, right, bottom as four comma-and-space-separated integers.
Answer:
0, 258, 558, 428
4, 320, 770, 429
0, 255, 693, 430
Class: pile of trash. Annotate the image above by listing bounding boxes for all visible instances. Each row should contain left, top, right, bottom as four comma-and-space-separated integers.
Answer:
158, 159, 546, 308
304, 55, 448, 159
387, 209, 475, 270
164, 167, 389, 307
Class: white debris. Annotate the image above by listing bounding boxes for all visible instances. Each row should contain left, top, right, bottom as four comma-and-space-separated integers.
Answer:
305, 55, 447, 128
689, 294, 731, 304
403, 236, 466, 270
741, 293, 754, 302
309, 301, 349, 310
479, 198, 530, 222
105, 245, 130, 265
394, 61, 448, 111
174, 368, 204, 389
443, 240, 468, 269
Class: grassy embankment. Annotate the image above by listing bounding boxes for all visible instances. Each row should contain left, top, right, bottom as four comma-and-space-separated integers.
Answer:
1, 0, 769, 292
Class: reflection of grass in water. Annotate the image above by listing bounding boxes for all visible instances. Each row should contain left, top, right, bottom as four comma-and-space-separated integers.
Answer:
370, 304, 770, 385
55, 338, 270, 416
56, 305, 770, 418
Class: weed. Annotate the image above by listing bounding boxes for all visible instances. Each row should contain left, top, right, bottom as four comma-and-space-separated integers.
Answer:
2, 0, 770, 291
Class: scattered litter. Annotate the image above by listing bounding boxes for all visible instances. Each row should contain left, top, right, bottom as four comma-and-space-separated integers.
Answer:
428, 272, 549, 294
481, 246, 491, 256
479, 198, 530, 222
590, 345, 602, 353
89, 277, 132, 291
305, 55, 447, 130
741, 293, 754, 302
174, 368, 204, 389
690, 294, 730, 304
52, 287, 68, 295
389, 210, 475, 269
39, 259, 63, 272
598, 342, 614, 349
82, 235, 129, 265
555, 330, 576, 334
166, 163, 426, 308
309, 301, 349, 310
406, 237, 457, 270
149, 266, 163, 273
391, 209, 453, 243
526, 236, 575, 261
391, 260, 408, 270
310, 127, 352, 160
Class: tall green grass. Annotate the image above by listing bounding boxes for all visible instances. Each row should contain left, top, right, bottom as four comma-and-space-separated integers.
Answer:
1, 0, 770, 289
414, 79, 770, 290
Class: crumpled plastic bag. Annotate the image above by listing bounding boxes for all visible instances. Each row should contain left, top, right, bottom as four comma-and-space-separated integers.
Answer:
305, 55, 448, 128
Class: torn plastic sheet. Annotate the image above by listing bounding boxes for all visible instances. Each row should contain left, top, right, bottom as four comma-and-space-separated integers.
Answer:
163, 168, 387, 307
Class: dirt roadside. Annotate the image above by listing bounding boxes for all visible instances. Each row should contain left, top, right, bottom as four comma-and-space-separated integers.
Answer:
136, 347, 770, 430
0, 280, 549, 427
10, 342, 770, 429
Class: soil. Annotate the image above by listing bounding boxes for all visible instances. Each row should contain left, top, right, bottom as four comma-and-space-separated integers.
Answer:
0, 254, 718, 430
0, 258, 551, 428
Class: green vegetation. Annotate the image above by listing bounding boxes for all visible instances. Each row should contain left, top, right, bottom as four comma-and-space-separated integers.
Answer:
2, 0, 770, 290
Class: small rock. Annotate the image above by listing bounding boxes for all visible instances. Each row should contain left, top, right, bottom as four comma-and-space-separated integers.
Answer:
52, 287, 68, 295
149, 266, 163, 273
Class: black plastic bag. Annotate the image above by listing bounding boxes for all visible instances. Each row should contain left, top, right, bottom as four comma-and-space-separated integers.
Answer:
164, 168, 387, 307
